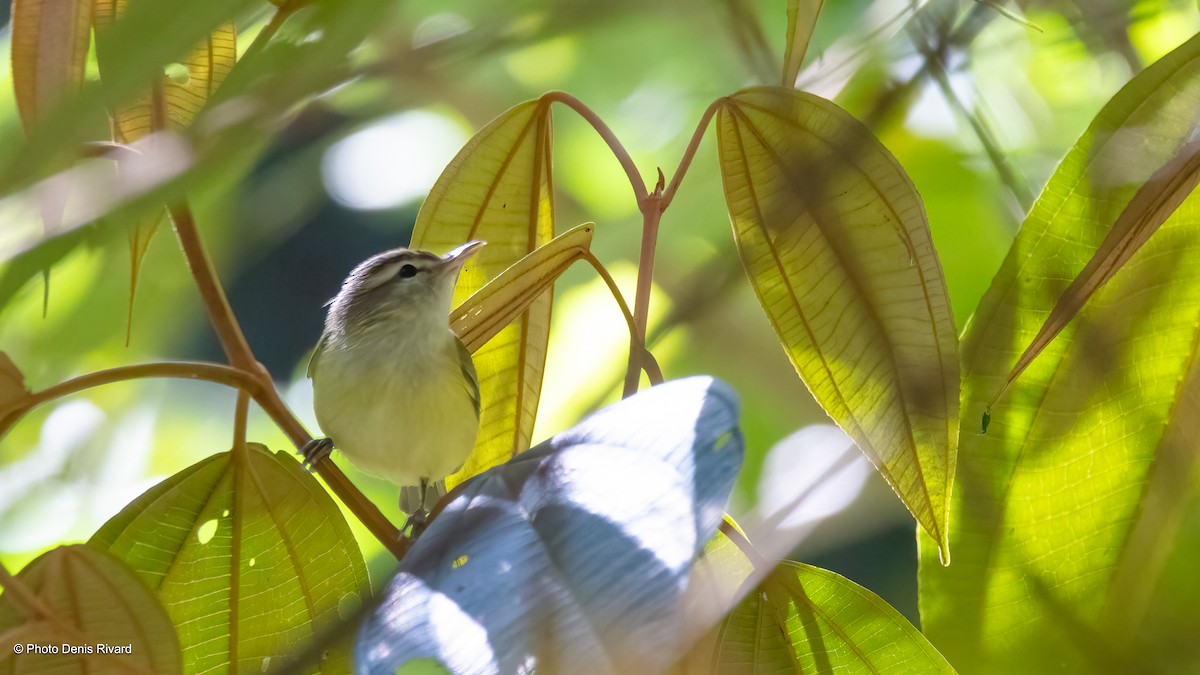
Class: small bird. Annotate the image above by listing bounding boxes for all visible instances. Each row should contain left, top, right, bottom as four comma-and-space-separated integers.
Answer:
302, 241, 484, 535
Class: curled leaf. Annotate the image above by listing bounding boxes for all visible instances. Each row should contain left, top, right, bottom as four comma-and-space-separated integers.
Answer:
782, 0, 824, 86
0, 545, 182, 675
412, 97, 556, 488
988, 139, 1200, 409
452, 223, 593, 352
716, 86, 959, 560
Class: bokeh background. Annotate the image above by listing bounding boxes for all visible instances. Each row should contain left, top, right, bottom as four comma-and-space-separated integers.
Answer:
1, 0, 1197, 624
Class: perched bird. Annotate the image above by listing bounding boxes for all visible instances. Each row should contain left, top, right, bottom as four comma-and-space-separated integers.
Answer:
302, 241, 484, 534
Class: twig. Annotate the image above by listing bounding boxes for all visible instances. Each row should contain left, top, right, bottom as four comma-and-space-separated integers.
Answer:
167, 201, 405, 558
544, 91, 649, 204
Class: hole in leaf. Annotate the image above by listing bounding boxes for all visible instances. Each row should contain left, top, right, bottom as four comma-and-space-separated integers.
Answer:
714, 430, 733, 451
451, 555, 469, 569
222, 509, 230, 517
248, 557, 256, 567
164, 62, 190, 86
260, 656, 271, 672
196, 518, 218, 544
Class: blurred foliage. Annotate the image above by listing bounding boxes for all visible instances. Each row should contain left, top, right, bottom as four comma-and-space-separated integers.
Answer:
0, 0, 1199, 672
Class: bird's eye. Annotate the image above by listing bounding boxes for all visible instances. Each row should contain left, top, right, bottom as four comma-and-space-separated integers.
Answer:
397, 264, 418, 279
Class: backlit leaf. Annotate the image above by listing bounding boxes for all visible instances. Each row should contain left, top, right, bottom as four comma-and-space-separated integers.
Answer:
357, 377, 744, 674
714, 561, 955, 673
91, 443, 369, 674
10, 0, 92, 131
782, 0, 823, 86
986, 138, 1200, 411
411, 97, 555, 489
716, 86, 959, 560
919, 32, 1200, 673
0, 544, 182, 675
452, 223, 592, 353
93, 4, 237, 336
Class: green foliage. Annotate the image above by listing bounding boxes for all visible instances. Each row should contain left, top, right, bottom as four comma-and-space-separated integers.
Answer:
918, 30, 1200, 673
91, 442, 369, 673
0, 0, 1198, 673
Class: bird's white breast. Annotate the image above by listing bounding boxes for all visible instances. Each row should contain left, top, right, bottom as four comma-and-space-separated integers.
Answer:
312, 323, 478, 487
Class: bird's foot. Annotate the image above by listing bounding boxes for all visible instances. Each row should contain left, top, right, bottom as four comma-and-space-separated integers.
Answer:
402, 508, 430, 540
299, 437, 334, 471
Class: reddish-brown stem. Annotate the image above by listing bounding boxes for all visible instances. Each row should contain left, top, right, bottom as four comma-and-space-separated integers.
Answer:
622, 199, 664, 397
662, 100, 722, 210
242, 0, 305, 61
581, 252, 665, 385
233, 389, 249, 452
167, 201, 405, 558
544, 91, 649, 204
168, 204, 256, 371
24, 362, 260, 408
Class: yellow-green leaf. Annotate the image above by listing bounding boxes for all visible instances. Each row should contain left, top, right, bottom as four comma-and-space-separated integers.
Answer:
782, 0, 823, 86
714, 561, 955, 673
0, 544, 182, 675
919, 32, 1200, 673
412, 97, 555, 489
93, 4, 236, 332
987, 138, 1200, 411
10, 0, 92, 131
90, 443, 369, 674
716, 86, 959, 560
452, 223, 592, 353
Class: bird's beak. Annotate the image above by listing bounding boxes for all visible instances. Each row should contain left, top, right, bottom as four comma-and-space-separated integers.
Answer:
440, 240, 486, 272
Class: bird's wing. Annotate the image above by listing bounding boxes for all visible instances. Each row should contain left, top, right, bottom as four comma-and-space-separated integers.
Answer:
456, 337, 481, 418
307, 335, 326, 379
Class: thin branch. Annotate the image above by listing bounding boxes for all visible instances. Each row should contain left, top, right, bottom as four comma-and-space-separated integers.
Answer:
581, 252, 665, 385
24, 362, 260, 408
622, 195, 664, 397
167, 201, 406, 557
233, 389, 249, 452
241, 0, 305, 62
661, 99, 722, 210
167, 203, 257, 371
544, 91, 649, 205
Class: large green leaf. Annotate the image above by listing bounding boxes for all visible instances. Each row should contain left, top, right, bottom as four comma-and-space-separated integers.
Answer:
919, 33, 1200, 673
411, 97, 555, 489
716, 86, 959, 559
90, 443, 370, 674
714, 561, 955, 673
0, 544, 182, 675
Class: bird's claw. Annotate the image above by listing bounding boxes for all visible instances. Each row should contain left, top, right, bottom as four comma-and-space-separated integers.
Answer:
299, 437, 334, 471
402, 508, 430, 540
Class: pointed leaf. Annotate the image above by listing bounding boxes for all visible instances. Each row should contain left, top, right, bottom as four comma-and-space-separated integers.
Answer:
10, 0, 92, 131
0, 545, 182, 675
988, 138, 1200, 409
91, 443, 369, 674
451, 223, 592, 353
716, 86, 959, 559
715, 561, 955, 674
93, 5, 237, 328
919, 32, 1200, 673
411, 97, 556, 488
357, 377, 744, 674
782, 0, 824, 86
